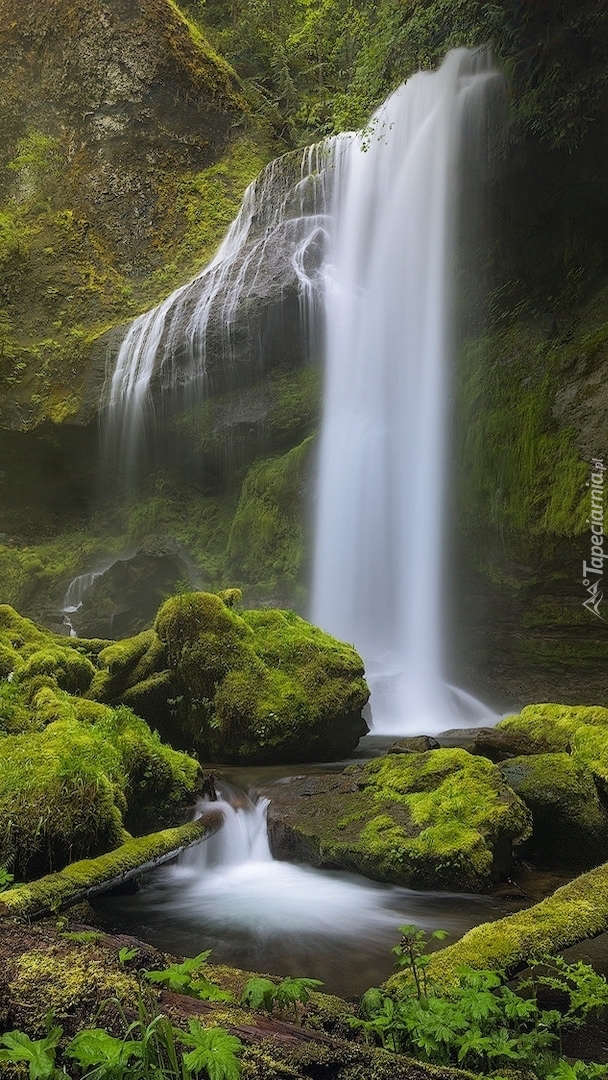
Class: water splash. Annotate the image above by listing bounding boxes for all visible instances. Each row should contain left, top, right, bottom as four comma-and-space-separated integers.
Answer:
312, 49, 502, 733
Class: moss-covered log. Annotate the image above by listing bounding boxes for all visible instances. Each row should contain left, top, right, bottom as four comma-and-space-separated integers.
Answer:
0, 820, 216, 920
386, 860, 608, 992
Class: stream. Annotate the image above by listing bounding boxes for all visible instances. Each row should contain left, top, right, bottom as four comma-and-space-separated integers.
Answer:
94, 748, 525, 999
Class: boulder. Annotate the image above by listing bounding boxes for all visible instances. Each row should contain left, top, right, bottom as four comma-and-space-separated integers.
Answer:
499, 753, 608, 869
261, 748, 531, 892
388, 735, 440, 754
66, 539, 195, 639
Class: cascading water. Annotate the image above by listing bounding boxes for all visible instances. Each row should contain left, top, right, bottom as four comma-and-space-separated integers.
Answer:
312, 49, 502, 734
101, 148, 332, 490
101, 48, 503, 733
96, 782, 502, 995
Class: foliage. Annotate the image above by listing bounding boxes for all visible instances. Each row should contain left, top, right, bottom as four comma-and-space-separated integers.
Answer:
352, 924, 608, 1078
0, 1014, 63, 1080
240, 975, 323, 1022
0, 986, 245, 1079
145, 952, 233, 1002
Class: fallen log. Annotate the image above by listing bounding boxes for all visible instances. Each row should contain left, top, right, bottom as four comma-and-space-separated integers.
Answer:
0, 813, 223, 921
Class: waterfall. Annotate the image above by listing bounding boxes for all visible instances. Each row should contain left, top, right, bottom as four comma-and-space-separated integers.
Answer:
101, 48, 502, 734
311, 49, 502, 734
101, 147, 333, 490
104, 780, 502, 993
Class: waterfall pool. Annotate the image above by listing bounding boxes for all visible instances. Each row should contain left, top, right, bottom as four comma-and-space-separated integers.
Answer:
94, 781, 525, 998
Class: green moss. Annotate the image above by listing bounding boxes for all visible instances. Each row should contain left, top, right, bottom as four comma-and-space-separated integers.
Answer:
0, 628, 201, 873
499, 752, 608, 868
455, 326, 588, 544
269, 749, 531, 891
402, 859, 608, 992
0, 719, 127, 877
151, 590, 368, 762
497, 703, 608, 753
17, 645, 96, 693
227, 436, 314, 598
12, 949, 138, 1023
0, 821, 207, 919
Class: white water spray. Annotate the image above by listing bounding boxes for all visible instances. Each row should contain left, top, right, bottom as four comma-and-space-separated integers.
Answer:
312, 49, 501, 733
107, 783, 501, 993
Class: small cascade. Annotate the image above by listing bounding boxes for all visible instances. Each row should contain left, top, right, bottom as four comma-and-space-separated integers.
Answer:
180, 784, 272, 871
96, 779, 503, 995
61, 558, 120, 636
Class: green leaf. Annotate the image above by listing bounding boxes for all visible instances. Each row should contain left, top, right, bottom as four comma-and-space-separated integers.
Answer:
64, 1028, 142, 1068
240, 977, 278, 1010
0, 1026, 63, 1080
180, 1023, 243, 1080
118, 946, 139, 964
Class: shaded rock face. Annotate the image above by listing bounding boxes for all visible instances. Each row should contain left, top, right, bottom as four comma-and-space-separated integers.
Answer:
66, 539, 196, 639
0, 0, 242, 271
499, 753, 608, 870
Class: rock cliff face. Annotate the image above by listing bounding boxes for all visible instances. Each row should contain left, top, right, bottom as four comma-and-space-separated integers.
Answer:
0, 0, 255, 431
0, 0, 243, 267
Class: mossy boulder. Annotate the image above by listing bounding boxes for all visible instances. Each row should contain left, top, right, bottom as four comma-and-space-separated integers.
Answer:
0, 607, 202, 876
496, 703, 608, 754
0, 703, 201, 878
261, 748, 532, 891
151, 590, 369, 763
499, 753, 608, 869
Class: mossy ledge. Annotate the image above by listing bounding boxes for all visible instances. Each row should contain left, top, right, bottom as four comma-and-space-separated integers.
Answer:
387, 859, 608, 993
0, 821, 210, 920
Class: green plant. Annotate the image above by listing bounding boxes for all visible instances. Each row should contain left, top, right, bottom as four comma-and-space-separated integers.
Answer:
145, 953, 232, 1002
60, 931, 104, 944
179, 1021, 243, 1080
350, 925, 608, 1077
0, 1013, 64, 1080
240, 975, 323, 1023
118, 946, 139, 964
0, 864, 17, 891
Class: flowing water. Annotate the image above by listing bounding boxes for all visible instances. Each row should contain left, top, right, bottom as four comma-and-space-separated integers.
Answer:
96, 782, 510, 997
99, 49, 506, 735
312, 48, 503, 734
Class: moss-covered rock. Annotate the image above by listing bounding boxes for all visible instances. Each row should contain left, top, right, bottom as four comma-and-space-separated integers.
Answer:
496, 703, 608, 754
0, 821, 208, 920
499, 752, 608, 869
0, 703, 201, 877
0, 609, 202, 874
262, 749, 531, 891
150, 590, 369, 762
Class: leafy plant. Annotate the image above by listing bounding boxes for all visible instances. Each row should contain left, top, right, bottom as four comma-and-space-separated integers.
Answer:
179, 1021, 243, 1080
118, 946, 139, 964
60, 930, 104, 944
240, 975, 323, 1022
0, 1015, 63, 1080
0, 865, 17, 891
349, 925, 608, 1077
145, 951, 232, 1001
